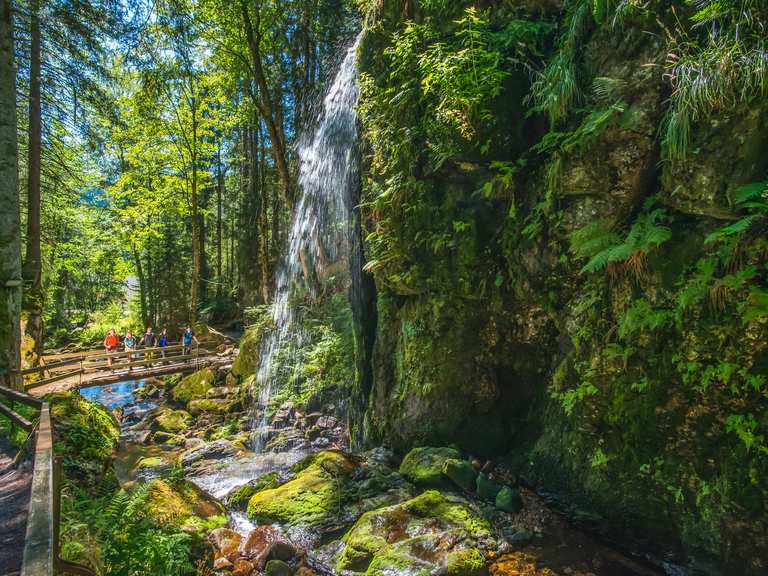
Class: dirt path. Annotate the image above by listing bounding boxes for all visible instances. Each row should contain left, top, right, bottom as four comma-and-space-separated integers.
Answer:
0, 438, 31, 576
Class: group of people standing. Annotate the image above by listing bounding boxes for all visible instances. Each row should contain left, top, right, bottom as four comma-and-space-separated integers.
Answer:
102, 325, 199, 369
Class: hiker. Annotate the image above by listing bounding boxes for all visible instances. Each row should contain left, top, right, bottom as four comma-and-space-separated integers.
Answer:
123, 331, 137, 371
139, 327, 157, 362
181, 325, 198, 357
158, 327, 169, 358
103, 329, 119, 367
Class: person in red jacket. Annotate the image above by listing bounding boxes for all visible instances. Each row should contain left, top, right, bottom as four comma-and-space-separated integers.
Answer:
103, 329, 119, 367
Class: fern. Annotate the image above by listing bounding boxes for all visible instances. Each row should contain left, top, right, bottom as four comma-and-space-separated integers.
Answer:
574, 208, 672, 277
705, 180, 768, 244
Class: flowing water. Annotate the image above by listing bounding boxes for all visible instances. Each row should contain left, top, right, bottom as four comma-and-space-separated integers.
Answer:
250, 35, 361, 454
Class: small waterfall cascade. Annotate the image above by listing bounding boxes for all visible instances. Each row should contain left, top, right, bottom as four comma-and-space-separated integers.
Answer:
251, 35, 361, 453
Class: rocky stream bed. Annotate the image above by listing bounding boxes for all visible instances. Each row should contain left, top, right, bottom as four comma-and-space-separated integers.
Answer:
68, 370, 687, 576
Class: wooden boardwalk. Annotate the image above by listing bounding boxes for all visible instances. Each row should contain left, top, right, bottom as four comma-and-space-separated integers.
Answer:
0, 438, 31, 576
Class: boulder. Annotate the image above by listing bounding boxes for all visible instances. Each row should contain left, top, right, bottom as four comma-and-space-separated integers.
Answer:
145, 478, 227, 536
476, 473, 503, 502
495, 486, 523, 513
442, 458, 477, 492
225, 471, 281, 510
399, 446, 462, 486
247, 451, 355, 528
188, 398, 235, 415
154, 407, 192, 433
335, 490, 494, 574
170, 368, 216, 403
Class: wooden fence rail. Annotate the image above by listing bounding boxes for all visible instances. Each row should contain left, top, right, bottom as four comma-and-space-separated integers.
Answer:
0, 386, 96, 576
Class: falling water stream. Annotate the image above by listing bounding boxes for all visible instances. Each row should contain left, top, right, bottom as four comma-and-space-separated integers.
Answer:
250, 35, 361, 454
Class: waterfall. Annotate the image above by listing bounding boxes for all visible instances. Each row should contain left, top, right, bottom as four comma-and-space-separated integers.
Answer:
251, 35, 361, 453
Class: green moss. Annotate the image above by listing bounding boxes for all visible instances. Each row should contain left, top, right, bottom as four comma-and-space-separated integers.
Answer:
155, 408, 192, 433
48, 391, 119, 485
399, 446, 461, 486
225, 471, 280, 510
337, 490, 492, 575
170, 368, 215, 404
147, 478, 226, 536
442, 459, 477, 492
246, 451, 355, 526
137, 456, 165, 469
445, 548, 487, 576
188, 398, 233, 415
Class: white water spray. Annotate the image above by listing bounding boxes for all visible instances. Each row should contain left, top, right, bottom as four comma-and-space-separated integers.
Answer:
251, 36, 361, 453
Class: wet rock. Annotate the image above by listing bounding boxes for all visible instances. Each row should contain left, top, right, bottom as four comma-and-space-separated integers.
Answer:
135, 429, 152, 444
240, 525, 282, 562
363, 447, 398, 467
305, 425, 323, 441
267, 541, 298, 563
399, 446, 462, 486
443, 458, 477, 492
496, 486, 523, 513
311, 437, 331, 449
476, 473, 503, 502
316, 415, 337, 429
265, 559, 293, 576
224, 472, 282, 511
181, 439, 237, 476
209, 527, 243, 552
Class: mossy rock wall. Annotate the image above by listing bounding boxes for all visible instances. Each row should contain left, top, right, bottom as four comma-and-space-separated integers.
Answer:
354, 0, 768, 573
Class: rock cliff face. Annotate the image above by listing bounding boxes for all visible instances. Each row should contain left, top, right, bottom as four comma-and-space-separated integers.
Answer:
351, 0, 768, 572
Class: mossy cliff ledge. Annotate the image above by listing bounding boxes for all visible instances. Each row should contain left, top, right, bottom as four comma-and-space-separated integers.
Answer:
352, 0, 768, 573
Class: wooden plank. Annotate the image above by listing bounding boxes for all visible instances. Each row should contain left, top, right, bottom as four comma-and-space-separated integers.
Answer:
0, 400, 34, 431
16, 356, 83, 376
79, 360, 216, 388
24, 369, 81, 391
0, 384, 44, 407
21, 403, 55, 576
44, 341, 218, 364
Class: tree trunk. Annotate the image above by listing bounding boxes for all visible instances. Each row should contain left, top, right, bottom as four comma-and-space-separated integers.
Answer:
0, 0, 22, 388
258, 126, 270, 302
23, 0, 43, 359
190, 97, 200, 324
216, 138, 223, 298
132, 243, 149, 328
241, 0, 293, 209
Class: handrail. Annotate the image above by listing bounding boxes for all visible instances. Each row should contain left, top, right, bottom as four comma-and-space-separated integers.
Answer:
19, 402, 96, 576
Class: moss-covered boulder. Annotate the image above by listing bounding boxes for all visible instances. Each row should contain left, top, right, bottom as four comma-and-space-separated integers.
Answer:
154, 407, 192, 433
495, 487, 523, 513
147, 478, 227, 535
224, 471, 281, 511
170, 368, 215, 404
443, 458, 477, 492
476, 473, 503, 502
49, 391, 119, 484
336, 490, 494, 575
232, 313, 272, 378
188, 398, 235, 415
399, 446, 461, 486
247, 451, 355, 527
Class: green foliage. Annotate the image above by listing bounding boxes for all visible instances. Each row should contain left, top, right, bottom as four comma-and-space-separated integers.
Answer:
705, 180, 768, 244
529, 0, 592, 126
662, 1, 768, 158
571, 206, 672, 278
61, 481, 197, 576
618, 299, 674, 339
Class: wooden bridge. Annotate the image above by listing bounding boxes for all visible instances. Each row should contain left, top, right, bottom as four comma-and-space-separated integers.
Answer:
19, 341, 228, 397
0, 340, 233, 575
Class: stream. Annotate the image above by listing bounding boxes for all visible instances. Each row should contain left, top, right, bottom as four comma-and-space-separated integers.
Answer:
76, 379, 677, 576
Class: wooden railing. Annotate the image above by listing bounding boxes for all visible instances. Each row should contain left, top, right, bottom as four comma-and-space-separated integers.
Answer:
0, 384, 96, 576
15, 341, 221, 391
